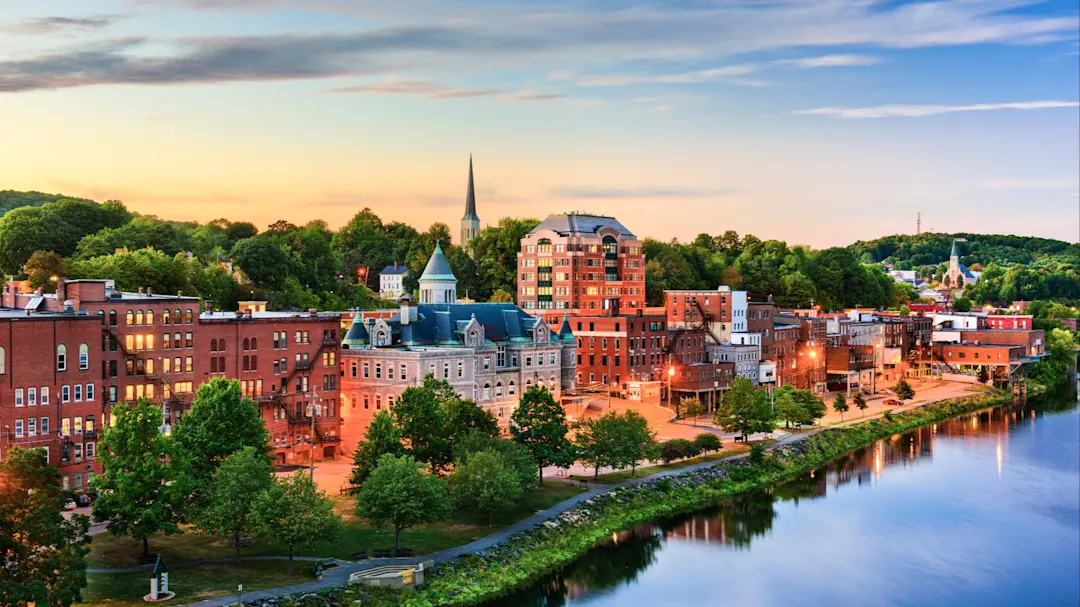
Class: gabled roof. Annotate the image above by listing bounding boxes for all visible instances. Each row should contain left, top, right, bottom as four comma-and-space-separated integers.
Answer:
530, 213, 636, 238
419, 242, 456, 282
380, 265, 408, 276
558, 314, 574, 340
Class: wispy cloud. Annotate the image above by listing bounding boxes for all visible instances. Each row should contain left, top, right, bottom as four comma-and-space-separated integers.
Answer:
327, 79, 500, 99
498, 91, 567, 103
3, 15, 121, 35
775, 54, 882, 69
981, 178, 1080, 190
575, 65, 760, 87
549, 186, 736, 199
795, 100, 1080, 119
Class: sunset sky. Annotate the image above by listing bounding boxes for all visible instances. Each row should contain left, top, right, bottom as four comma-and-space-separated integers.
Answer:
1, 0, 1078, 246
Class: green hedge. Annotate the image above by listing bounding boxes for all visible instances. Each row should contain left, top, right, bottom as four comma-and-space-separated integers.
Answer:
267, 390, 1015, 607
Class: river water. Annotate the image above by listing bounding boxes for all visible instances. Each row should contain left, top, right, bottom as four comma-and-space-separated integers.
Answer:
491, 390, 1080, 607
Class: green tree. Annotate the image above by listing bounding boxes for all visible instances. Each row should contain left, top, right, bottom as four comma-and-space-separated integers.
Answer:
693, 433, 722, 454
891, 378, 916, 401
977, 366, 990, 384
489, 288, 515, 303
393, 382, 450, 474
572, 415, 614, 479
173, 378, 271, 490
442, 392, 500, 444
68, 247, 193, 295
452, 431, 538, 492
348, 410, 403, 492
954, 296, 973, 312
511, 386, 576, 485
91, 400, 191, 559
0, 447, 90, 607
713, 378, 775, 437
196, 447, 274, 564
611, 410, 657, 477
832, 393, 849, 422
472, 217, 541, 300
681, 396, 704, 425
0, 197, 129, 273
448, 449, 523, 527
853, 393, 869, 417
252, 471, 343, 575
23, 250, 68, 292
659, 439, 696, 464
355, 454, 451, 551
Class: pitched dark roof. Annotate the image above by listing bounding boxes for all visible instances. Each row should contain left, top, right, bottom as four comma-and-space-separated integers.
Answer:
342, 315, 370, 347
380, 265, 408, 275
530, 213, 636, 238
419, 242, 456, 282
377, 303, 561, 347
462, 156, 479, 222
558, 314, 574, 340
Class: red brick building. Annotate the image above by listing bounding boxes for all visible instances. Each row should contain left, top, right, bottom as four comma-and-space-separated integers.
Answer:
0, 310, 102, 492
986, 315, 1033, 330
199, 310, 343, 466
560, 313, 668, 388
2, 279, 345, 467
518, 213, 645, 312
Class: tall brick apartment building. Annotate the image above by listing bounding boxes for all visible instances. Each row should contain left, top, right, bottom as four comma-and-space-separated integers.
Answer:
518, 213, 645, 312
0, 310, 102, 491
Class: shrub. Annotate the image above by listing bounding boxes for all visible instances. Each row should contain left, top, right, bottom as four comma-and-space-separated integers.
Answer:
748, 443, 766, 465
659, 439, 694, 464
693, 433, 722, 454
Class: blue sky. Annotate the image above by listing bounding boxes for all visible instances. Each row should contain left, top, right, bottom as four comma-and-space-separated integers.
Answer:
0, 0, 1077, 246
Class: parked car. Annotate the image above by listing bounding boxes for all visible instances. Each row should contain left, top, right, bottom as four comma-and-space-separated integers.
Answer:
883, 399, 903, 407
62, 499, 77, 511
75, 492, 95, 507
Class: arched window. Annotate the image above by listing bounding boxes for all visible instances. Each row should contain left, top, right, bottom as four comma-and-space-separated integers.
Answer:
57, 344, 67, 371
483, 382, 492, 400
508, 380, 516, 395
243, 338, 250, 351
136, 310, 144, 325
250, 337, 257, 350
79, 343, 89, 370
185, 309, 193, 324
550, 377, 558, 391
0, 346, 5, 374
210, 339, 218, 352
602, 337, 608, 349
219, 339, 225, 351
125, 310, 133, 326
525, 377, 533, 388
146, 310, 154, 325
174, 309, 181, 324
162, 309, 171, 325
495, 381, 503, 398
109, 310, 117, 326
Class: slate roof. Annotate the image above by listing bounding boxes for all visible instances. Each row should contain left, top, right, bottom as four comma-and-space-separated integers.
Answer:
530, 213, 636, 238
349, 303, 572, 348
419, 242, 456, 282
380, 265, 408, 276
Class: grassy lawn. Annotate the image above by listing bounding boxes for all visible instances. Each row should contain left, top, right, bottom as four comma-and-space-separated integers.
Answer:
571, 444, 751, 484
89, 482, 586, 569
83, 561, 316, 607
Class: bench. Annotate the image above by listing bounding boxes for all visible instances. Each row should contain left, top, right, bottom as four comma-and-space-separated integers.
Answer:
373, 549, 393, 559
237, 535, 253, 547
352, 551, 367, 560
394, 548, 413, 558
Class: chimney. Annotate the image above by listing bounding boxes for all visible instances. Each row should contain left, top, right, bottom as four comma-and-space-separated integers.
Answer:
138, 287, 144, 295
63, 300, 74, 314
308, 308, 317, 315
400, 298, 410, 325
177, 291, 183, 297
205, 300, 213, 313
146, 287, 153, 295
394, 262, 398, 270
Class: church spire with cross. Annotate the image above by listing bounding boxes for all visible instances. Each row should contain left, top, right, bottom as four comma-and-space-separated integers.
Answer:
460, 155, 480, 254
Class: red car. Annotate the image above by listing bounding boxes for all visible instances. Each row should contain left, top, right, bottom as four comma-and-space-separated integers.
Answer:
883, 399, 903, 406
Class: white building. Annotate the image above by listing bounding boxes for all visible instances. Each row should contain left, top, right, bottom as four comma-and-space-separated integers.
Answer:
379, 263, 408, 300
418, 242, 457, 304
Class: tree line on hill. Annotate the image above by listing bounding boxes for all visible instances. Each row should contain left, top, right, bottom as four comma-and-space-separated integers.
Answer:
1, 190, 1076, 311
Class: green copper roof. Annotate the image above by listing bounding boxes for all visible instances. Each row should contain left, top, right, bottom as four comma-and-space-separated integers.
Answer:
419, 242, 457, 282
342, 314, 369, 347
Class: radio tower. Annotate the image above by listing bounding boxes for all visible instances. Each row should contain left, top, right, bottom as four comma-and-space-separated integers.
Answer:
916, 212, 921, 236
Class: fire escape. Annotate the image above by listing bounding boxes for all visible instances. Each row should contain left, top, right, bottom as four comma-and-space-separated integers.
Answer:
270, 332, 340, 449
104, 326, 183, 422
